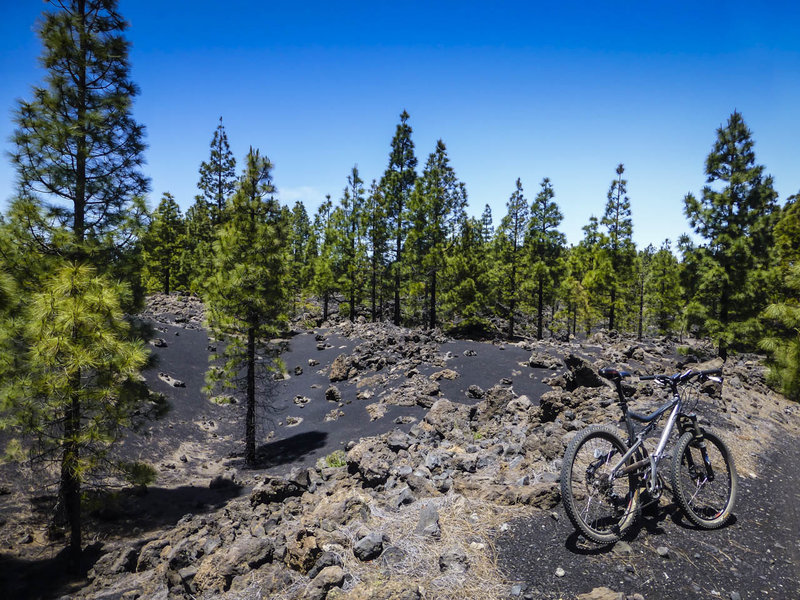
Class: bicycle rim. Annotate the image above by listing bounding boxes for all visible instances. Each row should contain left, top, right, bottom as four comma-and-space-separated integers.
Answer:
673, 430, 737, 528
562, 427, 639, 543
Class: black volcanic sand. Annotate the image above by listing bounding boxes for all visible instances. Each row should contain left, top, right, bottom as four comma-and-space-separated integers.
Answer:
497, 439, 800, 600
135, 325, 553, 479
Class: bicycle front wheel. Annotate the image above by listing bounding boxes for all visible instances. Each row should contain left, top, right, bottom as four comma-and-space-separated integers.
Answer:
671, 429, 738, 529
561, 425, 640, 544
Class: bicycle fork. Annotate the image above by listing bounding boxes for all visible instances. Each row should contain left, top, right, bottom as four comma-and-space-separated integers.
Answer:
679, 414, 716, 483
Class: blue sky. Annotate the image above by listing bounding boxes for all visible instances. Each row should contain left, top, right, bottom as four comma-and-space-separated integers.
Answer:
1, 1, 798, 247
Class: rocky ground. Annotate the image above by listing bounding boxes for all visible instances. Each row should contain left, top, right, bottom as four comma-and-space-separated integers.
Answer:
0, 293, 798, 600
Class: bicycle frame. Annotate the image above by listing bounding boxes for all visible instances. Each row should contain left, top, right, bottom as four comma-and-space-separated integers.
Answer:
602, 372, 707, 497
609, 394, 681, 495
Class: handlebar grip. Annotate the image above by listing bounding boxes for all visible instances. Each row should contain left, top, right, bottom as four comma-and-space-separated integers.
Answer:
639, 375, 656, 380
701, 368, 722, 376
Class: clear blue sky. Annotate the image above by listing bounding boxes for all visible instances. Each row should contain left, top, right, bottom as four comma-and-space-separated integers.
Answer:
1, 1, 798, 248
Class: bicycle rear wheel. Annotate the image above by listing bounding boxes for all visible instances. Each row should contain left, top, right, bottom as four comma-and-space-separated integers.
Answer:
671, 429, 738, 529
561, 425, 640, 543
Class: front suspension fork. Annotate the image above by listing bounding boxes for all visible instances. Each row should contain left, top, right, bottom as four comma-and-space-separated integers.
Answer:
678, 414, 715, 482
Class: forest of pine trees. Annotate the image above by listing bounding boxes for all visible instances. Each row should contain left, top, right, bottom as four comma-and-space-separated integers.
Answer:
1, 0, 799, 562
137, 108, 797, 393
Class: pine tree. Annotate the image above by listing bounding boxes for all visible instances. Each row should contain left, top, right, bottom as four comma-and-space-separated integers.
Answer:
142, 193, 183, 294
635, 245, 655, 339
555, 246, 591, 338
311, 196, 337, 322
760, 264, 800, 400
365, 180, 389, 322
527, 178, 565, 339
180, 195, 216, 292
288, 201, 311, 316
335, 166, 367, 321
198, 117, 237, 225
480, 204, 494, 244
684, 111, 779, 358
578, 216, 608, 335
10, 0, 148, 261
204, 148, 288, 466
645, 240, 682, 336
407, 141, 467, 329
600, 164, 635, 331
772, 193, 800, 273
442, 216, 492, 335
4, 0, 152, 563
2, 264, 149, 559
380, 111, 417, 325
496, 178, 529, 339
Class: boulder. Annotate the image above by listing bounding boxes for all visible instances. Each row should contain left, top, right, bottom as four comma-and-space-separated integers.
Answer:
438, 547, 468, 573
353, 532, 386, 561
251, 472, 309, 506
194, 534, 275, 593
326, 385, 342, 402
563, 354, 604, 391
329, 354, 351, 381
430, 369, 459, 381
158, 372, 185, 387
529, 351, 560, 369
304, 566, 345, 600
424, 399, 473, 438
346, 440, 391, 486
415, 503, 441, 538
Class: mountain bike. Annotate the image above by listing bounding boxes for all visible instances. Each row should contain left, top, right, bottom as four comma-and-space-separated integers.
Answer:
560, 367, 738, 543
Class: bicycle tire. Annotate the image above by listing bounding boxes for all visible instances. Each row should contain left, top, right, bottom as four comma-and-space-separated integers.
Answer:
671, 429, 738, 529
561, 425, 640, 543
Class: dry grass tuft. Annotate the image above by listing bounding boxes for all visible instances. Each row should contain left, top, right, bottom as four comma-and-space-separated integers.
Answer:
333, 493, 529, 600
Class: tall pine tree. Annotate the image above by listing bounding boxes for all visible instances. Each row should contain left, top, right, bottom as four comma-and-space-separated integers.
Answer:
365, 180, 389, 322
684, 111, 779, 358
142, 192, 183, 294
407, 141, 467, 329
198, 117, 237, 225
526, 178, 565, 340
5, 0, 151, 561
204, 148, 288, 466
600, 164, 635, 331
497, 178, 529, 339
311, 196, 338, 322
336, 166, 367, 321
380, 111, 417, 325
11, 0, 148, 262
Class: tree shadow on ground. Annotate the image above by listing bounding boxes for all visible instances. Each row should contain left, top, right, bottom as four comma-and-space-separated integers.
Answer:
254, 430, 328, 470
94, 482, 244, 533
0, 541, 104, 600
1, 482, 243, 599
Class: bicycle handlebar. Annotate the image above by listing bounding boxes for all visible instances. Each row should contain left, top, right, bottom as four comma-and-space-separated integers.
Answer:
638, 367, 722, 384
600, 367, 723, 386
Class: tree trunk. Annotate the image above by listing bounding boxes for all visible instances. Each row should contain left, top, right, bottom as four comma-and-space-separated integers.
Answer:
429, 270, 436, 330
370, 256, 377, 322
323, 291, 329, 322
393, 259, 401, 325
350, 278, 355, 322
61, 380, 82, 565
165, 269, 171, 296
609, 287, 617, 331
245, 325, 256, 465
719, 281, 729, 360
508, 261, 516, 340
637, 280, 644, 340
537, 277, 544, 340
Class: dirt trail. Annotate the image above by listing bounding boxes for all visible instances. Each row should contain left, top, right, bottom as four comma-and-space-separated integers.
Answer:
497, 436, 800, 599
